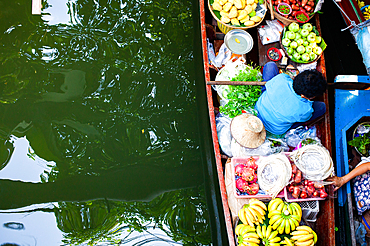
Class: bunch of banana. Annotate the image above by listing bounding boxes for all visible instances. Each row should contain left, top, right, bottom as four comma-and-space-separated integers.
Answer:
290, 226, 317, 246
238, 198, 267, 227
357, 0, 365, 9
267, 199, 302, 234
237, 229, 260, 246
235, 224, 256, 236
280, 237, 295, 246
363, 5, 370, 20
211, 0, 262, 26
256, 224, 281, 246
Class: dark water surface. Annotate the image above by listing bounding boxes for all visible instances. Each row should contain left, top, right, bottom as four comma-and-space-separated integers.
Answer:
0, 0, 222, 245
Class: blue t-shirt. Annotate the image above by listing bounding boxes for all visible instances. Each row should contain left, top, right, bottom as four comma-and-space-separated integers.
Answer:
255, 74, 313, 135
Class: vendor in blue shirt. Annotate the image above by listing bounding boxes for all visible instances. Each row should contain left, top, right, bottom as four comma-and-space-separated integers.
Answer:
255, 62, 327, 135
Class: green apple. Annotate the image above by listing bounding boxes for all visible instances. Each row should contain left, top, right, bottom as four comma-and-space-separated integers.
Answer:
285, 31, 296, 40
294, 33, 302, 41
303, 41, 309, 47
309, 42, 317, 48
309, 52, 317, 61
287, 47, 294, 55
290, 41, 298, 49
293, 52, 301, 61
302, 23, 313, 32
288, 22, 300, 32
296, 39, 304, 46
305, 46, 313, 53
297, 45, 306, 54
300, 29, 310, 37
314, 46, 323, 55
282, 38, 291, 47
315, 36, 322, 43
301, 53, 310, 62
307, 32, 316, 43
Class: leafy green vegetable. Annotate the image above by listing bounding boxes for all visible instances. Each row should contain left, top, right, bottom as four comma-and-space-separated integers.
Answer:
348, 130, 370, 157
219, 65, 262, 118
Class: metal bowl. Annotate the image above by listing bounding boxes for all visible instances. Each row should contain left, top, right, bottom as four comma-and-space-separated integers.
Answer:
224, 29, 254, 55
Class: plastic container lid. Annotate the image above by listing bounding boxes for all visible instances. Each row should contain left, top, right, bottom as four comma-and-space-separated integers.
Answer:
224, 29, 254, 55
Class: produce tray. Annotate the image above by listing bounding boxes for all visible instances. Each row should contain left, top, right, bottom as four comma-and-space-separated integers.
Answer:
232, 156, 285, 199
284, 186, 326, 202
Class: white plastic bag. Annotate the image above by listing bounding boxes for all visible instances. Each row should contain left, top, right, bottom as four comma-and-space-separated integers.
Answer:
216, 113, 233, 157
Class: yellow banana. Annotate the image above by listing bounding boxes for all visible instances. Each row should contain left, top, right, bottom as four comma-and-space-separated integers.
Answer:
312, 230, 318, 243
270, 236, 281, 243
296, 225, 313, 233
250, 204, 266, 217
269, 214, 281, 225
294, 239, 314, 246
270, 244, 281, 246
242, 236, 260, 244
291, 230, 310, 236
283, 237, 294, 246
278, 219, 285, 234
240, 225, 255, 235
265, 225, 272, 239
284, 219, 291, 234
272, 217, 283, 230
262, 225, 267, 238
256, 225, 263, 238
291, 214, 301, 223
244, 208, 256, 226
268, 210, 281, 218
291, 203, 302, 218
282, 204, 287, 213
250, 198, 267, 211
239, 208, 248, 225
248, 207, 262, 224
286, 203, 293, 215
243, 232, 259, 239
295, 234, 314, 242
276, 202, 285, 212
268, 230, 278, 240
288, 217, 296, 232
235, 224, 245, 235
242, 242, 259, 246
269, 198, 283, 211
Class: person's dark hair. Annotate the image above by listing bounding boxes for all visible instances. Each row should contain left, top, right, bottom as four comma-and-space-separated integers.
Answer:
293, 69, 327, 98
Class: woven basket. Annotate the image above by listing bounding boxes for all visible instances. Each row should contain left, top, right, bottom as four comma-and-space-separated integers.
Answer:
208, 0, 267, 34
270, 7, 316, 26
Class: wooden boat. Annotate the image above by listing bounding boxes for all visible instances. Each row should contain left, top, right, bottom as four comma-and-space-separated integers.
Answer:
198, 2, 336, 245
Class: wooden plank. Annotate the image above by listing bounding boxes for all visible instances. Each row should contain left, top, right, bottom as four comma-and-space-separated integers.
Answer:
32, 0, 42, 15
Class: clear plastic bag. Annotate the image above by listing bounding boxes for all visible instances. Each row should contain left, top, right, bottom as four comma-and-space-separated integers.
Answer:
258, 20, 284, 45
284, 126, 320, 148
231, 138, 284, 157
215, 113, 233, 157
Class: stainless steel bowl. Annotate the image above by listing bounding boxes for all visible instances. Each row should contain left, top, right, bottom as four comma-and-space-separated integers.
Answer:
224, 29, 254, 55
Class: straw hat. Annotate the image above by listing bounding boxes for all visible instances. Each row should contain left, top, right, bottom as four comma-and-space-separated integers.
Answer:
230, 114, 266, 149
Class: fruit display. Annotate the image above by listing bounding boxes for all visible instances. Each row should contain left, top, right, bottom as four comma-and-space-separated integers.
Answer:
210, 0, 264, 27
286, 164, 328, 200
267, 198, 302, 234
290, 225, 318, 245
269, 0, 316, 20
235, 157, 260, 196
238, 198, 268, 227
362, 5, 370, 20
281, 22, 326, 64
236, 198, 318, 245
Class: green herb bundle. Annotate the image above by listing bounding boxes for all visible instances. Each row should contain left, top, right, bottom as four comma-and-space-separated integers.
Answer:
219, 65, 262, 118
348, 130, 370, 157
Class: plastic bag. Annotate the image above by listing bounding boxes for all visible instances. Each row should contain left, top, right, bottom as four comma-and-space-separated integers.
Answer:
350, 20, 370, 75
258, 20, 284, 45
216, 113, 233, 157
211, 43, 232, 68
268, 138, 290, 154
231, 138, 281, 157
207, 38, 216, 66
284, 126, 320, 148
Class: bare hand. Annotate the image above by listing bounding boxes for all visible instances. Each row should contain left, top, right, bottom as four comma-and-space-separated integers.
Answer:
326, 176, 345, 192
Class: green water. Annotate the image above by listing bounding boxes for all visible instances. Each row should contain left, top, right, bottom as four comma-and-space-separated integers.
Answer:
0, 0, 225, 245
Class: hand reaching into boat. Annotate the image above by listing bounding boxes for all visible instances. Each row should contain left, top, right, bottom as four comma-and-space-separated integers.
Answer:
326, 161, 370, 191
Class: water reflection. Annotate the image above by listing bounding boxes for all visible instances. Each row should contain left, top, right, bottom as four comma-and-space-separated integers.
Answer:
0, 0, 211, 244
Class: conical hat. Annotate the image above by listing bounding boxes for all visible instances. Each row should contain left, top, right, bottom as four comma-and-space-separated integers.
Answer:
230, 114, 266, 149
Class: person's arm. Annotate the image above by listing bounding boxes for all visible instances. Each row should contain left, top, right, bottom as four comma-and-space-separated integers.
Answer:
326, 162, 370, 191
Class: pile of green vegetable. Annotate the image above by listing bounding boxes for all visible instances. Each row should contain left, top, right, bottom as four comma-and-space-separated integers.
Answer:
348, 124, 370, 157
219, 65, 262, 118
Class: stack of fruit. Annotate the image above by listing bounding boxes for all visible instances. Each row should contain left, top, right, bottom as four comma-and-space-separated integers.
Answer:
210, 0, 263, 26
270, 0, 316, 20
286, 164, 328, 200
235, 157, 259, 196
236, 198, 318, 245
281, 22, 325, 63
